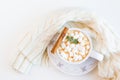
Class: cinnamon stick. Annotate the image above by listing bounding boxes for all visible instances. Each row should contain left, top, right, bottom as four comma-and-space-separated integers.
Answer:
51, 27, 68, 54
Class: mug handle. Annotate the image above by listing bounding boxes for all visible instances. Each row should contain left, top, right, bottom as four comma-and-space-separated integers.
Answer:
90, 50, 104, 61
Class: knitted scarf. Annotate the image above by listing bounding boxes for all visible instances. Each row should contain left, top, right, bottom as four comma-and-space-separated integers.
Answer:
13, 8, 120, 80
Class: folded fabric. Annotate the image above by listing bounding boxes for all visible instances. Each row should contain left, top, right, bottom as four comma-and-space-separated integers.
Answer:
12, 8, 120, 80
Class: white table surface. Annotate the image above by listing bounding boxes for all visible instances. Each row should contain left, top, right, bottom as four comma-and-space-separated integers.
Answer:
0, 0, 120, 80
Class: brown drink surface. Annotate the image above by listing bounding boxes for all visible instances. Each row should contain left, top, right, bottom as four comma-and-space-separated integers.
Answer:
57, 30, 90, 63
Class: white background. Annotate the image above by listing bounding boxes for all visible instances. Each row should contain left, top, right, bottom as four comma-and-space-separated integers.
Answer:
0, 0, 120, 80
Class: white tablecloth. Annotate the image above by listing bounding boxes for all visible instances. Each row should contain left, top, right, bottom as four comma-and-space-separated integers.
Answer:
0, 0, 120, 80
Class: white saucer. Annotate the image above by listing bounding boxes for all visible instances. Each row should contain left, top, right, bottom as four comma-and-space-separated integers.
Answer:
47, 33, 98, 76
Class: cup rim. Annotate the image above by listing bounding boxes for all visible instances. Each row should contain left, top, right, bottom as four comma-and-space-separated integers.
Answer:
57, 27, 92, 64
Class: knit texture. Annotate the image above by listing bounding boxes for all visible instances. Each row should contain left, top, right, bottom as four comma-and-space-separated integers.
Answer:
13, 8, 120, 79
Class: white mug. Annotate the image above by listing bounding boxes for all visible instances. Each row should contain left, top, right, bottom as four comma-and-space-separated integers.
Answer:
57, 28, 104, 64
